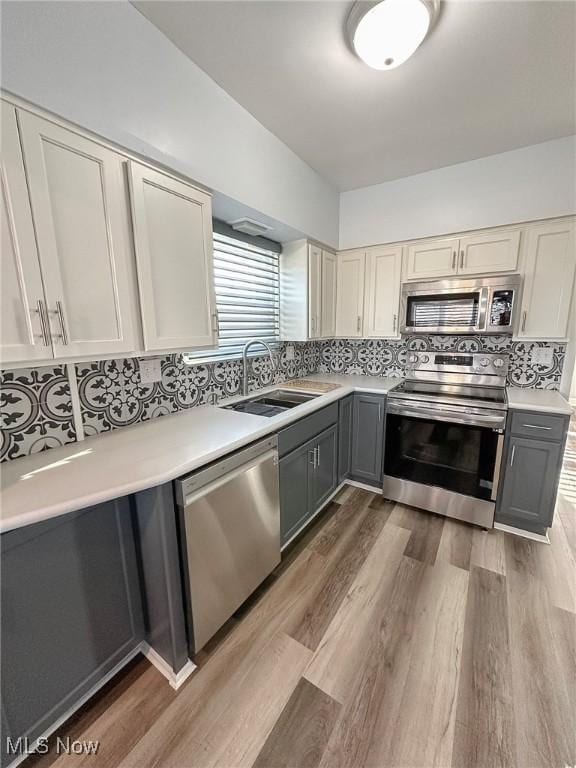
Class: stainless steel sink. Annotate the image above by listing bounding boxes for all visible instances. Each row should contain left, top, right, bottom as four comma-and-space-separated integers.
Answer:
222, 389, 320, 417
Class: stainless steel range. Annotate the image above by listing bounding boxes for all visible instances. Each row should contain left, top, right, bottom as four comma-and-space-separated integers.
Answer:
384, 351, 508, 528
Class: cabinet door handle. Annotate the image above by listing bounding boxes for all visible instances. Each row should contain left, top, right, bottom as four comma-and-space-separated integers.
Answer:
211, 310, 219, 335
393, 313, 397, 332
308, 449, 316, 468
316, 445, 320, 467
510, 445, 516, 467
523, 424, 552, 430
33, 299, 50, 346
521, 310, 527, 332
378, 403, 382, 421
54, 300, 68, 345
452, 251, 456, 270
356, 316, 361, 333
311, 316, 316, 333
459, 250, 464, 268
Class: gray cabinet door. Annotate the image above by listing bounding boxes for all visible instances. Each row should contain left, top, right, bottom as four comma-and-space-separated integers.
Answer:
310, 425, 338, 512
351, 393, 385, 486
496, 436, 562, 533
279, 441, 314, 546
1, 499, 143, 765
338, 395, 353, 483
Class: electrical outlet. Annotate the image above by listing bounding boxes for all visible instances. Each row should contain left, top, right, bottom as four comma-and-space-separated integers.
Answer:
531, 347, 554, 367
139, 357, 162, 384
285, 344, 295, 361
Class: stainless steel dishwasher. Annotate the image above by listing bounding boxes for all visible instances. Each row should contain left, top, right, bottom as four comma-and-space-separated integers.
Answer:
175, 436, 280, 653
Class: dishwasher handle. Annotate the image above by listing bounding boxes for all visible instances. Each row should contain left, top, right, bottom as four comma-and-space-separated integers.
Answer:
176, 436, 277, 507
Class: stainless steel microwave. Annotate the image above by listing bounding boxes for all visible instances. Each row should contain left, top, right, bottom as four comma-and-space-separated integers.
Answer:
400, 275, 521, 335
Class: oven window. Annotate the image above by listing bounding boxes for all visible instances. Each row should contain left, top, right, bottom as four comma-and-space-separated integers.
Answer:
406, 292, 480, 328
384, 414, 499, 500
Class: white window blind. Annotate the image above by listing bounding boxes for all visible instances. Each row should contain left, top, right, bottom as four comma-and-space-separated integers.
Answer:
185, 230, 281, 363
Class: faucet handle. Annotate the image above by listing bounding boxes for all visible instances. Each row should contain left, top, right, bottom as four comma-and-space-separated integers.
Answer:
207, 391, 219, 406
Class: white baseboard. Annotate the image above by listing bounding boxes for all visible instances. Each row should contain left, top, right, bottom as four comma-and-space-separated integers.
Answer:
140, 642, 196, 689
494, 522, 550, 544
346, 479, 383, 494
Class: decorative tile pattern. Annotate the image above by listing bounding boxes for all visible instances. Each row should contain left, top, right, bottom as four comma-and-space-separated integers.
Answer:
317, 336, 566, 389
76, 343, 321, 437
1, 365, 76, 462
0, 336, 566, 463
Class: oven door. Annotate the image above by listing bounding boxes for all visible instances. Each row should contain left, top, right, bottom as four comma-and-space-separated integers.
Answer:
383, 405, 505, 527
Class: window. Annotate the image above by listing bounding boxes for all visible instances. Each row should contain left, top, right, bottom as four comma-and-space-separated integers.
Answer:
184, 225, 281, 363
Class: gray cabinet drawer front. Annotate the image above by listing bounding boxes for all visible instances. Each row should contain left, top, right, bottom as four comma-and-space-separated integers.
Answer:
510, 410, 568, 441
278, 402, 338, 457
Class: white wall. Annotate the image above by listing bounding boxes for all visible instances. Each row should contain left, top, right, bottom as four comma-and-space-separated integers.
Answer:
1, 0, 339, 248
339, 137, 576, 249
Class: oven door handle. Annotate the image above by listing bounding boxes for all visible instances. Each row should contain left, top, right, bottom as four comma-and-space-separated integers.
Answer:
386, 401, 506, 429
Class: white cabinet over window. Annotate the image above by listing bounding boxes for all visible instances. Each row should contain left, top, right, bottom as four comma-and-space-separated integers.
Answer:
128, 161, 216, 352
308, 244, 322, 339
0, 102, 48, 364
517, 220, 575, 340
336, 250, 365, 337
363, 246, 402, 338
321, 250, 337, 338
405, 229, 520, 280
280, 241, 337, 341
17, 110, 138, 359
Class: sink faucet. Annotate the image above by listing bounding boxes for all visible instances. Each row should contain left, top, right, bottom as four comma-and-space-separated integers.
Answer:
242, 339, 275, 396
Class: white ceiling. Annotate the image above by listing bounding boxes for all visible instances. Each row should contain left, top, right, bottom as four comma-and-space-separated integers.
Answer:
133, 0, 576, 192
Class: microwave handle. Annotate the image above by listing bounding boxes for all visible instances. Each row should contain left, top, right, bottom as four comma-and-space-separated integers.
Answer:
476, 286, 489, 332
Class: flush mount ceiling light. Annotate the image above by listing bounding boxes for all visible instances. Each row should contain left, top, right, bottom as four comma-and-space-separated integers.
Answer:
347, 0, 440, 70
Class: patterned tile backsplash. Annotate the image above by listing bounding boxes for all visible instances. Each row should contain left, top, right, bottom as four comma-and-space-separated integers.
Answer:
0, 336, 566, 462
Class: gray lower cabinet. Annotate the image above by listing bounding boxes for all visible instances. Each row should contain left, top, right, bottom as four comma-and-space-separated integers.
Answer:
338, 395, 353, 483
1, 498, 143, 766
280, 424, 338, 546
496, 409, 569, 535
350, 393, 386, 487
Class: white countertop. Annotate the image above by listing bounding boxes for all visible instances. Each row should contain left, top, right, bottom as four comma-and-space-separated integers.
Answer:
0, 374, 401, 533
506, 387, 573, 416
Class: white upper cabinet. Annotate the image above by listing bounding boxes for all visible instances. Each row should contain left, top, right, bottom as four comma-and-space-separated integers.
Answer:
320, 250, 337, 338
280, 241, 336, 341
518, 221, 575, 340
18, 110, 137, 358
129, 161, 216, 352
405, 237, 459, 280
458, 230, 520, 275
405, 229, 521, 280
336, 250, 365, 337
1, 102, 49, 364
308, 244, 322, 339
363, 246, 402, 338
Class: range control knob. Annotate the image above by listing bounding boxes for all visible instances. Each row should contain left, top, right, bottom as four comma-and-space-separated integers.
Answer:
408, 353, 418, 364
420, 354, 430, 363
493, 358, 505, 369
479, 358, 490, 367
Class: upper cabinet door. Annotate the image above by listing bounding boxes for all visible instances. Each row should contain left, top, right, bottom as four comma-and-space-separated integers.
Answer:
405, 238, 459, 280
336, 251, 365, 337
18, 111, 137, 358
458, 230, 520, 275
364, 246, 402, 338
518, 221, 576, 340
1, 103, 51, 364
320, 250, 337, 338
308, 244, 322, 339
129, 162, 216, 352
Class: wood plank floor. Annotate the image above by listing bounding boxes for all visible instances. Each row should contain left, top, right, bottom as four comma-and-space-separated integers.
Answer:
28, 419, 576, 768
